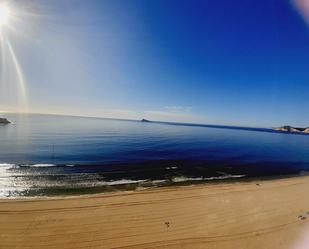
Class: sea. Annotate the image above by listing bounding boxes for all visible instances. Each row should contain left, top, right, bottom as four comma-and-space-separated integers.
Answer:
1, 113, 309, 198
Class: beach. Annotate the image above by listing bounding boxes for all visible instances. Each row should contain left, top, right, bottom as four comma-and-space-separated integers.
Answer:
1, 176, 309, 249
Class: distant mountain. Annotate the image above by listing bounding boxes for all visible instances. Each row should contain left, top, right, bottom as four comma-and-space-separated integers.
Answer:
141, 119, 151, 123
304, 128, 309, 133
0, 118, 10, 124
273, 126, 309, 134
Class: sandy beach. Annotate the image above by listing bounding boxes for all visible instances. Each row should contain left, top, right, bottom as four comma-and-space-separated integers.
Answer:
1, 176, 309, 249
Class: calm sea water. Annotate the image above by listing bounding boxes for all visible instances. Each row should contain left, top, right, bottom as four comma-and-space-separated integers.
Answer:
1, 113, 309, 197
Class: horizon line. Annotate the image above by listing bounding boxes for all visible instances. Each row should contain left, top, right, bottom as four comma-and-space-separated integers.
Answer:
0, 110, 276, 130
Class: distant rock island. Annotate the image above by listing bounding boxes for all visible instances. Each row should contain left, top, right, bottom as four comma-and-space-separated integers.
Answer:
141, 118, 151, 123
274, 126, 309, 134
0, 117, 11, 124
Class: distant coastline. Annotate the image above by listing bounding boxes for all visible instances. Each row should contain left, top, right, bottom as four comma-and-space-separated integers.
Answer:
141, 118, 151, 123
3, 112, 309, 136
0, 117, 10, 124
273, 126, 309, 134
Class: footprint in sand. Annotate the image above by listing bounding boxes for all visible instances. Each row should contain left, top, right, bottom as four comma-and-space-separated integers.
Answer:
165, 221, 170, 229
298, 215, 307, 220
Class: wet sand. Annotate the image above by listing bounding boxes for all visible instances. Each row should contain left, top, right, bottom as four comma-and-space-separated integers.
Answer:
1, 176, 309, 249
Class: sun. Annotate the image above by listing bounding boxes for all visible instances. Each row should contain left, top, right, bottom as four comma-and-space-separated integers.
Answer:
0, 2, 11, 28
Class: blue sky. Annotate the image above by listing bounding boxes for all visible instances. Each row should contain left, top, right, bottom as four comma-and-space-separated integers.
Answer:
1, 0, 309, 127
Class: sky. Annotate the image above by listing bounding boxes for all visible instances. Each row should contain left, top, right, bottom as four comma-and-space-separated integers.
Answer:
0, 0, 309, 127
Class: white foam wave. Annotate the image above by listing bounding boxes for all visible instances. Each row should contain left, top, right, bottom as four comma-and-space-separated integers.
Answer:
151, 179, 168, 184
0, 163, 18, 169
105, 179, 147, 186
21, 164, 76, 168
172, 177, 203, 183
166, 166, 178, 170
172, 174, 245, 183
29, 164, 56, 168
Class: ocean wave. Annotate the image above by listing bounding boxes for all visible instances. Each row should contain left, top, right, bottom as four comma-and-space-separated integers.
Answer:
27, 179, 148, 188
166, 166, 178, 170
26, 164, 75, 168
172, 174, 245, 183
0, 163, 59, 169
105, 179, 147, 186
0, 163, 18, 169
0, 163, 16, 167
19, 164, 75, 168
28, 164, 57, 168
0, 163, 79, 170
151, 179, 168, 184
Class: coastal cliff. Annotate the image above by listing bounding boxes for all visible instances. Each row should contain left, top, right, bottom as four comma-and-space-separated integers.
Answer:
0, 118, 10, 124
274, 126, 309, 134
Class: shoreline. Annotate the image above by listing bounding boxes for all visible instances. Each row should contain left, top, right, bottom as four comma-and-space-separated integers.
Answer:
2, 171, 308, 199
2, 175, 309, 248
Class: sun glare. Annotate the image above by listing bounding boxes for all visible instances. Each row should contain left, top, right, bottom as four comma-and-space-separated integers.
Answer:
0, 3, 10, 28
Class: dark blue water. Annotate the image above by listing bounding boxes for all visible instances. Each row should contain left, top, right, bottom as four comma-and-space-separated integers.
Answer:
1, 113, 309, 197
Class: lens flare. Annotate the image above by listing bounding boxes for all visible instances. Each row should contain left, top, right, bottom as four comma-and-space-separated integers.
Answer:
5, 37, 28, 111
0, 2, 29, 112
292, 0, 309, 26
0, 2, 10, 28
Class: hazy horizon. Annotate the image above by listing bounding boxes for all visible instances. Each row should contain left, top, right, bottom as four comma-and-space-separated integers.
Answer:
1, 0, 309, 127
1, 110, 308, 130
